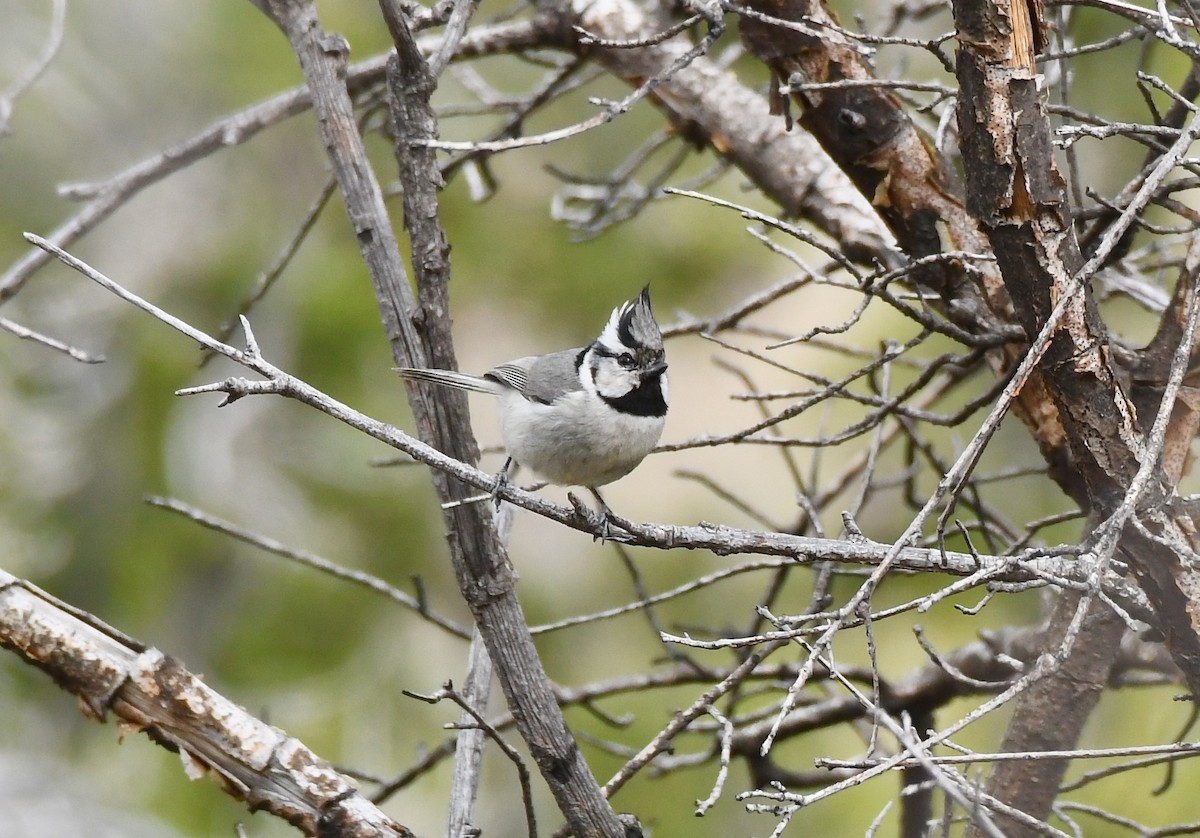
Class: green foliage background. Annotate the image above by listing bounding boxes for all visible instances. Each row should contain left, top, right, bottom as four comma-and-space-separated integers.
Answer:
1, 1, 1197, 836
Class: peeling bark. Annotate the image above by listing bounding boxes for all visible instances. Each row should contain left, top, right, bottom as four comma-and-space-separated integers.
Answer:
736, 0, 1081, 505
950, 0, 1200, 832
735, 0, 1200, 831
951, 0, 1200, 650
0, 572, 413, 838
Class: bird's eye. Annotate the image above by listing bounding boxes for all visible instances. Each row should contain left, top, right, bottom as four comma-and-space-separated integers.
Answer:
617, 353, 636, 369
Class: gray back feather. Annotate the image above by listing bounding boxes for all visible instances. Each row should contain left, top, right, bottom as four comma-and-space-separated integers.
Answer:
486, 348, 583, 404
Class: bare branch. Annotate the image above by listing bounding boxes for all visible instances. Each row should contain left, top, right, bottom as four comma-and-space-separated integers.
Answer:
146, 495, 471, 639
0, 316, 103, 363
0, 0, 66, 136
0, 569, 414, 838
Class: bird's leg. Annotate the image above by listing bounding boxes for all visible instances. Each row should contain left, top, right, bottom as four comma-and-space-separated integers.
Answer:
491, 457, 514, 511
589, 487, 617, 542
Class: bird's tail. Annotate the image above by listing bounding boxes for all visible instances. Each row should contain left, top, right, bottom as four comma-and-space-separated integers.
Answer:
394, 367, 502, 395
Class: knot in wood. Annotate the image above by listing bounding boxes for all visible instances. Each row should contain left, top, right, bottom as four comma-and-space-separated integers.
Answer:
838, 108, 867, 131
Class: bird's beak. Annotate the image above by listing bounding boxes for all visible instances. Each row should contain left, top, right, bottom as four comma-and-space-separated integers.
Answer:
644, 360, 668, 380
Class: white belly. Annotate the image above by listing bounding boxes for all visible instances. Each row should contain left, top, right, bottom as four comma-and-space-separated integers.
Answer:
498, 390, 665, 487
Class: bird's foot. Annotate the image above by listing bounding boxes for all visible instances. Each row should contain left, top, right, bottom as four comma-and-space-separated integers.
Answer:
566, 492, 610, 541
564, 489, 628, 542
590, 488, 618, 542
490, 457, 514, 511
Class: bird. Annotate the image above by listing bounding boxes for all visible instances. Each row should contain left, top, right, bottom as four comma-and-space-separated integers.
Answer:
396, 287, 668, 520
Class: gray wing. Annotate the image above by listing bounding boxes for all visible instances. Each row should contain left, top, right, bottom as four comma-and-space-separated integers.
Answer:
485, 348, 584, 404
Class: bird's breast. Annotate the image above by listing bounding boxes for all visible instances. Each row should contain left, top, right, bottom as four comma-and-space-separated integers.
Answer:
497, 391, 665, 487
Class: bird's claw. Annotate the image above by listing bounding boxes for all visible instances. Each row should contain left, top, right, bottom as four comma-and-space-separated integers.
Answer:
565, 492, 603, 540
491, 457, 514, 511
594, 511, 616, 543
490, 472, 510, 512
566, 490, 621, 542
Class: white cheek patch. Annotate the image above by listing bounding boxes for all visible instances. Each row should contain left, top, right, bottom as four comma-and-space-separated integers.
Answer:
590, 359, 637, 400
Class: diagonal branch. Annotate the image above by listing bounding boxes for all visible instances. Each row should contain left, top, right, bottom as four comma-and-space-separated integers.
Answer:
535, 0, 894, 264
0, 569, 413, 838
25, 232, 1153, 623
247, 1, 635, 835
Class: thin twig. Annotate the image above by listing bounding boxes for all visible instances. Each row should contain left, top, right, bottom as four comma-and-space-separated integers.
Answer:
145, 495, 470, 639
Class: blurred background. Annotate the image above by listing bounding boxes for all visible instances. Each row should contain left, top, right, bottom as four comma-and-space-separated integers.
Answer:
1, 1, 1194, 836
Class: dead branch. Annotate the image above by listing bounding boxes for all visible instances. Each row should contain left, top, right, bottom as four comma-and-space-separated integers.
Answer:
0, 569, 413, 838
